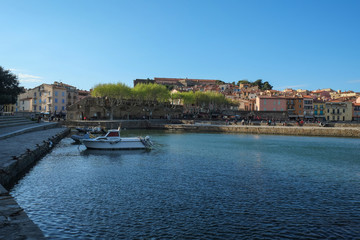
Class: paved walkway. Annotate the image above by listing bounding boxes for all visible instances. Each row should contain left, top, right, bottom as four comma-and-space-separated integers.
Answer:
0, 122, 61, 140
0, 127, 68, 169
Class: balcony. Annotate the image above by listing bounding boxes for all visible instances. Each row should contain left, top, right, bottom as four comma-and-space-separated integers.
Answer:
287, 105, 295, 110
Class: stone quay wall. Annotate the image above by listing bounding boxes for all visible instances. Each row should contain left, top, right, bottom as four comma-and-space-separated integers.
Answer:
154, 124, 360, 138
0, 126, 70, 240
65, 119, 152, 129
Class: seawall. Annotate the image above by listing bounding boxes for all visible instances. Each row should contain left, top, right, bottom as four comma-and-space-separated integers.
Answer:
65, 119, 152, 129
0, 126, 70, 239
154, 124, 360, 138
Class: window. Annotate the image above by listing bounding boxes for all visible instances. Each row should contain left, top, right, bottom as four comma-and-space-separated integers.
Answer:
39, 92, 41, 96
39, 99, 41, 103
343, 109, 345, 113
273, 108, 276, 111
55, 106, 58, 111
55, 98, 58, 103
264, 99, 266, 105
337, 109, 340, 114
264, 108, 267, 111
44, 106, 46, 110
34, 100, 36, 104
327, 109, 329, 113
62, 99, 65, 104
55, 91, 58, 96
62, 106, 65, 111
333, 109, 335, 114
62, 92, 65, 97
39, 106, 41, 111
278, 100, 280, 105
44, 99, 46, 103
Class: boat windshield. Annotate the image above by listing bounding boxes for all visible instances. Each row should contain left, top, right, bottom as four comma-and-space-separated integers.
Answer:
106, 131, 120, 137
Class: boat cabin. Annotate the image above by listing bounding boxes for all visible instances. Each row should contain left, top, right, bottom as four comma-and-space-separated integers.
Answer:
105, 130, 120, 138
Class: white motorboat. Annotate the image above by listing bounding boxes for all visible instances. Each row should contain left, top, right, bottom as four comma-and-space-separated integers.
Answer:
81, 129, 152, 150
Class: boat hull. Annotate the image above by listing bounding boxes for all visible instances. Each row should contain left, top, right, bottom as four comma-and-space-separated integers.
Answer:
82, 137, 147, 150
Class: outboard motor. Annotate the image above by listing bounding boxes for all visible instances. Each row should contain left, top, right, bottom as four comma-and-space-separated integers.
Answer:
144, 136, 153, 148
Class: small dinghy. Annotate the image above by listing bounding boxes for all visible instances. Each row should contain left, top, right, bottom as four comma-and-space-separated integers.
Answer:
71, 132, 92, 143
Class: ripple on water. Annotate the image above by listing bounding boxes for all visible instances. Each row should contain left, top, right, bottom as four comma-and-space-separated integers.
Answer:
11, 133, 360, 239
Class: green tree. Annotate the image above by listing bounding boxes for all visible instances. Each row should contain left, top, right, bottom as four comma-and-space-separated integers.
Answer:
252, 79, 263, 89
215, 80, 225, 85
237, 80, 250, 86
91, 83, 131, 120
0, 66, 24, 105
262, 81, 273, 90
175, 91, 234, 118
132, 83, 170, 119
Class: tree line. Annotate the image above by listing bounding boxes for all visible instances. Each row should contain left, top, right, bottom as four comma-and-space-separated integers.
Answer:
0, 66, 24, 105
92, 83, 234, 106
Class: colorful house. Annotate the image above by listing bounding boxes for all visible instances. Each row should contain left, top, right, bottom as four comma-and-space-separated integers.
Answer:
255, 96, 287, 112
325, 101, 352, 121
313, 99, 326, 121
303, 95, 314, 119
352, 103, 360, 122
286, 97, 304, 119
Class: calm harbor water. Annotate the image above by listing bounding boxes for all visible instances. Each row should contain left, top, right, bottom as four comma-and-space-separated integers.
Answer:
11, 130, 360, 239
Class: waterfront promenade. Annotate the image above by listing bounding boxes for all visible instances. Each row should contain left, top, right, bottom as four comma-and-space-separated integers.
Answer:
0, 121, 70, 240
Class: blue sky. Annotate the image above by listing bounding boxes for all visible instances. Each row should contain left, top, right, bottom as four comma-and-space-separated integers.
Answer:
1, 0, 359, 91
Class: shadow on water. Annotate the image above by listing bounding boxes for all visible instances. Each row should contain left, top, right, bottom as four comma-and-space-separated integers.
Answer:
80, 148, 151, 157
